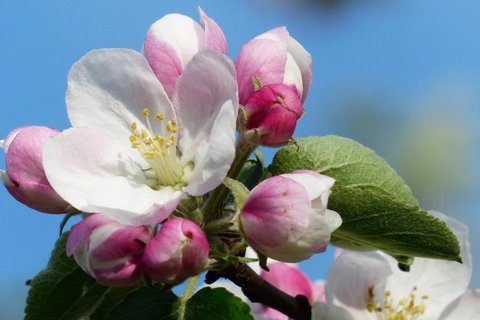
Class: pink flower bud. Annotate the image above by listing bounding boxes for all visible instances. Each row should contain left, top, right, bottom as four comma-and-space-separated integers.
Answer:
254, 262, 324, 320
235, 27, 312, 105
143, 8, 227, 97
1, 126, 70, 213
240, 170, 342, 262
66, 213, 151, 287
143, 218, 209, 284
244, 83, 304, 146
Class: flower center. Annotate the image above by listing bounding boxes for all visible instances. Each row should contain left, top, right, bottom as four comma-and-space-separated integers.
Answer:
129, 108, 186, 190
366, 286, 429, 320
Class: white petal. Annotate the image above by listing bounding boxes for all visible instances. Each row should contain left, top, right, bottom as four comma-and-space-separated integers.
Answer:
172, 50, 237, 195
66, 48, 175, 162
382, 211, 471, 319
184, 100, 236, 195
287, 36, 312, 102
439, 289, 480, 320
43, 127, 182, 225
325, 251, 391, 320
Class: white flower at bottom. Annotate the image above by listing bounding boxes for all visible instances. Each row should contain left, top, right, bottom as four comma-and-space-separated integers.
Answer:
313, 211, 479, 320
43, 48, 238, 225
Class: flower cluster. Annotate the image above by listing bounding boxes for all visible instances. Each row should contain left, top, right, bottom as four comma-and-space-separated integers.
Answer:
1, 7, 339, 289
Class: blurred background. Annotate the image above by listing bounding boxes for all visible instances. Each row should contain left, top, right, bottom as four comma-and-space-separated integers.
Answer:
0, 0, 478, 318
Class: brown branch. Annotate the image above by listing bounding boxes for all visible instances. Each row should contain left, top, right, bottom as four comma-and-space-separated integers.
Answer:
216, 262, 312, 320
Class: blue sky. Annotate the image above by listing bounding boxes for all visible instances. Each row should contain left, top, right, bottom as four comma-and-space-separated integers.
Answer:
1, 1, 479, 318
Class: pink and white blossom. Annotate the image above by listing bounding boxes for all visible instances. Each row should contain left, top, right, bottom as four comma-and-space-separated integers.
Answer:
143, 218, 210, 284
1, 126, 70, 213
240, 170, 342, 262
235, 27, 312, 106
143, 8, 227, 98
43, 48, 238, 226
313, 212, 479, 320
66, 213, 151, 287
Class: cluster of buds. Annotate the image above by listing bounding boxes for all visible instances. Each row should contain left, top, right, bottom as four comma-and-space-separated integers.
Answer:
66, 215, 209, 287
1, 8, 340, 290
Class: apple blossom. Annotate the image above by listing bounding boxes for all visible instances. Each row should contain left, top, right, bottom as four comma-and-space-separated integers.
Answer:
143, 8, 227, 98
243, 83, 304, 146
43, 48, 238, 226
240, 170, 342, 262
313, 211, 479, 320
1, 126, 70, 213
235, 27, 312, 105
143, 218, 209, 284
66, 213, 150, 287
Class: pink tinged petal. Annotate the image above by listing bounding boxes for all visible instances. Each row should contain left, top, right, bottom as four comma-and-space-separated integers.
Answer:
283, 170, 335, 207
143, 218, 209, 284
198, 7, 228, 54
145, 14, 205, 67
241, 176, 310, 248
4, 126, 69, 213
1, 126, 29, 152
143, 35, 183, 98
439, 289, 480, 320
172, 50, 238, 194
235, 38, 287, 105
261, 263, 314, 302
244, 83, 304, 146
66, 48, 175, 163
66, 213, 113, 256
43, 127, 183, 226
90, 224, 150, 261
255, 27, 311, 101
287, 36, 312, 102
93, 261, 143, 287
88, 223, 150, 287
312, 281, 327, 303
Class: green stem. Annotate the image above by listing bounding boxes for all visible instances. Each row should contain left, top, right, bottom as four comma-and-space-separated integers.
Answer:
177, 274, 200, 319
203, 133, 258, 222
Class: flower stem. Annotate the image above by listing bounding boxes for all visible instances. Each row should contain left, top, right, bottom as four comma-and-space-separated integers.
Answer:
177, 274, 200, 319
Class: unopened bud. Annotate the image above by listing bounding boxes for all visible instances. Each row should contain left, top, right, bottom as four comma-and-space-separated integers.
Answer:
243, 83, 303, 146
143, 218, 209, 284
240, 170, 342, 262
1, 126, 70, 213
66, 213, 150, 287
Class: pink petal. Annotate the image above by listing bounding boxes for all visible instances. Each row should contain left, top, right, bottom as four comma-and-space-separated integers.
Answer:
198, 7, 228, 55
235, 38, 287, 105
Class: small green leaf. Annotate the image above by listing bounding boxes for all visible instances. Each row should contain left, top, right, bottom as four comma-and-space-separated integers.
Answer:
182, 287, 254, 320
25, 232, 110, 320
236, 153, 265, 190
223, 177, 250, 211
269, 135, 461, 262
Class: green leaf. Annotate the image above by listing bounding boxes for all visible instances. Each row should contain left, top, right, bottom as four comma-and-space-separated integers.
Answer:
101, 286, 253, 320
269, 135, 461, 262
25, 232, 111, 320
105, 285, 177, 320
182, 287, 254, 320
89, 286, 141, 320
236, 152, 265, 190
223, 177, 250, 211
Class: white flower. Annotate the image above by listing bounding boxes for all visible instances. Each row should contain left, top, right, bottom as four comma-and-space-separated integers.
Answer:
313, 211, 479, 320
43, 48, 238, 225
